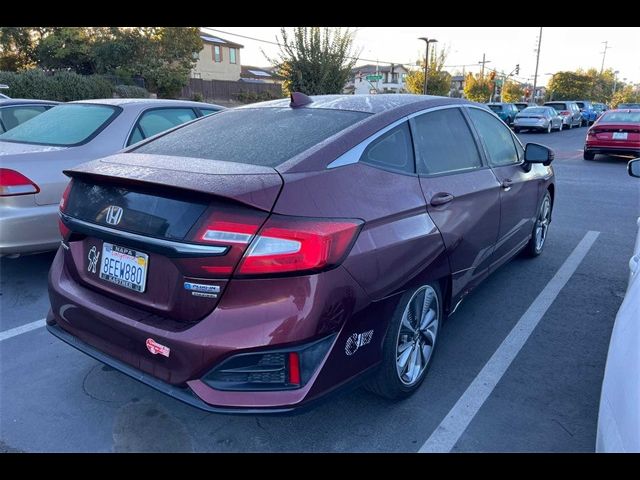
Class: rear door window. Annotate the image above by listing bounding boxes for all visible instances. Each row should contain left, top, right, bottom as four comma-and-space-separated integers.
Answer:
412, 108, 483, 175
128, 107, 198, 146
360, 121, 415, 174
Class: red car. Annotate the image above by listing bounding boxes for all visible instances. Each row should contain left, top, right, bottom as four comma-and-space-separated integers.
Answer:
584, 109, 640, 160
47, 94, 556, 413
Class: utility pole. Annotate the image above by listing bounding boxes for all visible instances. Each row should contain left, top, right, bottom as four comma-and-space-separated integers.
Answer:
532, 27, 542, 104
418, 37, 438, 95
479, 53, 491, 78
600, 41, 609, 74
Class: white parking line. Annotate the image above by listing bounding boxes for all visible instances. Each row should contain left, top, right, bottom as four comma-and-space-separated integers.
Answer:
419, 230, 600, 453
0, 319, 46, 342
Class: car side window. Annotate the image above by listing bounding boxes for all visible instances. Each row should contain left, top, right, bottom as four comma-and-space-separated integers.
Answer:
0, 105, 49, 131
412, 108, 482, 176
359, 121, 415, 174
127, 107, 198, 146
199, 108, 220, 117
468, 108, 520, 167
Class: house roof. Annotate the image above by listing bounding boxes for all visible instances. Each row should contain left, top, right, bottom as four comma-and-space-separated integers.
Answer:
199, 32, 243, 49
240, 66, 284, 81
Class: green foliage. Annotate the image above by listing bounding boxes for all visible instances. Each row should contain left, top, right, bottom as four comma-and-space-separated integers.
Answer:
234, 89, 283, 104
547, 68, 618, 103
463, 73, 492, 103
1, 27, 202, 98
611, 85, 640, 108
270, 27, 358, 95
0, 70, 113, 101
501, 80, 524, 103
114, 84, 149, 98
405, 48, 451, 96
190, 92, 204, 102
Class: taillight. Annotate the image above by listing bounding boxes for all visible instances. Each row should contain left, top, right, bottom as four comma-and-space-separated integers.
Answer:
560, 111, 571, 116
587, 129, 597, 136
237, 214, 363, 276
59, 180, 73, 212
0, 168, 40, 197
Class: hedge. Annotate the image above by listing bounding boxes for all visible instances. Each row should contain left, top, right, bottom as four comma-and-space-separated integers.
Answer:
113, 84, 150, 98
0, 70, 114, 101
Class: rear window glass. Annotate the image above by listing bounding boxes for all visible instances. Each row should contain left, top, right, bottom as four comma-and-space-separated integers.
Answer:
133, 107, 370, 167
488, 105, 503, 112
576, 102, 585, 108
546, 103, 567, 111
522, 108, 547, 115
600, 111, 640, 123
0, 104, 119, 146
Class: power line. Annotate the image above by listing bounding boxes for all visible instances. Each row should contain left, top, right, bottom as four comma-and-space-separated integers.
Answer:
201, 27, 416, 68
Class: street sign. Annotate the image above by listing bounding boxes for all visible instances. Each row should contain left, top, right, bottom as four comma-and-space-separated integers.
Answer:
366, 74, 383, 81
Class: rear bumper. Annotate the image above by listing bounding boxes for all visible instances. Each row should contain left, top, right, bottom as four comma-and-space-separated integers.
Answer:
46, 322, 292, 414
47, 247, 378, 411
0, 202, 60, 255
585, 145, 640, 157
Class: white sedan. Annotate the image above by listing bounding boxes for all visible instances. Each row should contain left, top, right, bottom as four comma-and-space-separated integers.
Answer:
596, 158, 640, 452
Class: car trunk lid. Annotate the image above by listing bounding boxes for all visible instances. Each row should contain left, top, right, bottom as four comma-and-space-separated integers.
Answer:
60, 153, 283, 323
591, 123, 640, 144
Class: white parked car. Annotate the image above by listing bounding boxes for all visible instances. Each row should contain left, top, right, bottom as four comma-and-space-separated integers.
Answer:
596, 158, 640, 452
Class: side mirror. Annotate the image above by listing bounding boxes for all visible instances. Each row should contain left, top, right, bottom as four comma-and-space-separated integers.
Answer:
629, 158, 640, 178
524, 143, 554, 166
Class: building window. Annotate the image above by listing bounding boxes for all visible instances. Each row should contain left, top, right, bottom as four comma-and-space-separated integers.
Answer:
229, 48, 237, 64
213, 45, 222, 63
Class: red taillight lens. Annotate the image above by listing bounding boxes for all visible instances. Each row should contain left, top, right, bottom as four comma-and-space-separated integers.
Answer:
288, 352, 301, 386
0, 168, 40, 197
59, 180, 73, 212
237, 215, 363, 276
560, 111, 571, 116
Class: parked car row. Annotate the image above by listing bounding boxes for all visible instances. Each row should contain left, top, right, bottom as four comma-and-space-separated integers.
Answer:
0, 98, 224, 257
488, 100, 613, 134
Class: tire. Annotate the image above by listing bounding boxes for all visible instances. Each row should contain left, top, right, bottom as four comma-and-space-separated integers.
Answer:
583, 150, 595, 160
568, 121, 573, 130
365, 283, 442, 400
524, 192, 551, 257
545, 123, 552, 134
558, 122, 563, 131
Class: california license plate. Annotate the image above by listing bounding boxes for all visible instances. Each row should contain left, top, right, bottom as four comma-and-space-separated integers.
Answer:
99, 242, 149, 293
613, 132, 628, 140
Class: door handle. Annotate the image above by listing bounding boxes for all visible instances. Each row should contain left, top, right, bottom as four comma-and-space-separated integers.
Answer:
501, 179, 513, 190
430, 192, 454, 206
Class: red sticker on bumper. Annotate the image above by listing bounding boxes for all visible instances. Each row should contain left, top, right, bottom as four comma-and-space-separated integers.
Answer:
146, 338, 170, 357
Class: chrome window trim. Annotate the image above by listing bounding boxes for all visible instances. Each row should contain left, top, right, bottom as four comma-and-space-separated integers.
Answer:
327, 104, 471, 170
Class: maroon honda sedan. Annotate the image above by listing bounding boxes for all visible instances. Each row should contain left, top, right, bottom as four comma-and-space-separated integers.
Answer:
47, 94, 555, 413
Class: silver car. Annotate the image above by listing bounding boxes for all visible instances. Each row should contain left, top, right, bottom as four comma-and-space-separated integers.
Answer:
0, 98, 223, 256
544, 101, 582, 129
513, 106, 563, 133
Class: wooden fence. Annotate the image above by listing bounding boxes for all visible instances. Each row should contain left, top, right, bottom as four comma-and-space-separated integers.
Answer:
180, 78, 283, 102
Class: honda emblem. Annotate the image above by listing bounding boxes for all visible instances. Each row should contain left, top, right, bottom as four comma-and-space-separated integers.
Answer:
105, 205, 123, 226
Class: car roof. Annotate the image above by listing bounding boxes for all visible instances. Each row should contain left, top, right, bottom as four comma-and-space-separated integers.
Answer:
236, 94, 475, 114
71, 98, 225, 109
0, 98, 59, 106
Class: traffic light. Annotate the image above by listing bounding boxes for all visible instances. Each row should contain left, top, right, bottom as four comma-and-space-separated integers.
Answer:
515, 64, 520, 75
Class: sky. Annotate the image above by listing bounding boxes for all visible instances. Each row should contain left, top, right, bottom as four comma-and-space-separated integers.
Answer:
205, 27, 640, 86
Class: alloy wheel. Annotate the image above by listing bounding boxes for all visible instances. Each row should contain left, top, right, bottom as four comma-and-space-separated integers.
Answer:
535, 195, 551, 252
395, 285, 440, 386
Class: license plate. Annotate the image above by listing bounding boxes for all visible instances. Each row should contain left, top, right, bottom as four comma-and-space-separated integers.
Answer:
98, 242, 149, 293
613, 132, 628, 140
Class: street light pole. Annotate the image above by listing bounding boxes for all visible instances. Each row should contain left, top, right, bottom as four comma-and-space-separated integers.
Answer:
600, 41, 609, 75
418, 37, 438, 95
612, 70, 620, 96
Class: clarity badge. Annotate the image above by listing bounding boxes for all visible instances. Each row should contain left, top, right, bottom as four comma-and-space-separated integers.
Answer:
345, 329, 374, 356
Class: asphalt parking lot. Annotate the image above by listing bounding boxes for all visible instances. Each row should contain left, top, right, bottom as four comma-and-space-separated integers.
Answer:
1, 125, 638, 452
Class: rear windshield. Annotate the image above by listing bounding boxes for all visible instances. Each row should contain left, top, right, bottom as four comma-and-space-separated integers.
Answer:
521, 107, 547, 114
133, 107, 371, 167
488, 105, 503, 112
599, 111, 640, 123
546, 103, 567, 111
576, 102, 585, 108
0, 103, 119, 146
618, 104, 640, 109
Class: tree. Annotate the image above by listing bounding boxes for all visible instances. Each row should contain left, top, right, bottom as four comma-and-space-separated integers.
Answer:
501, 80, 525, 103
463, 73, 492, 102
611, 85, 640, 108
405, 47, 451, 96
36, 27, 97, 75
0, 27, 50, 71
270, 27, 359, 95
547, 71, 592, 101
